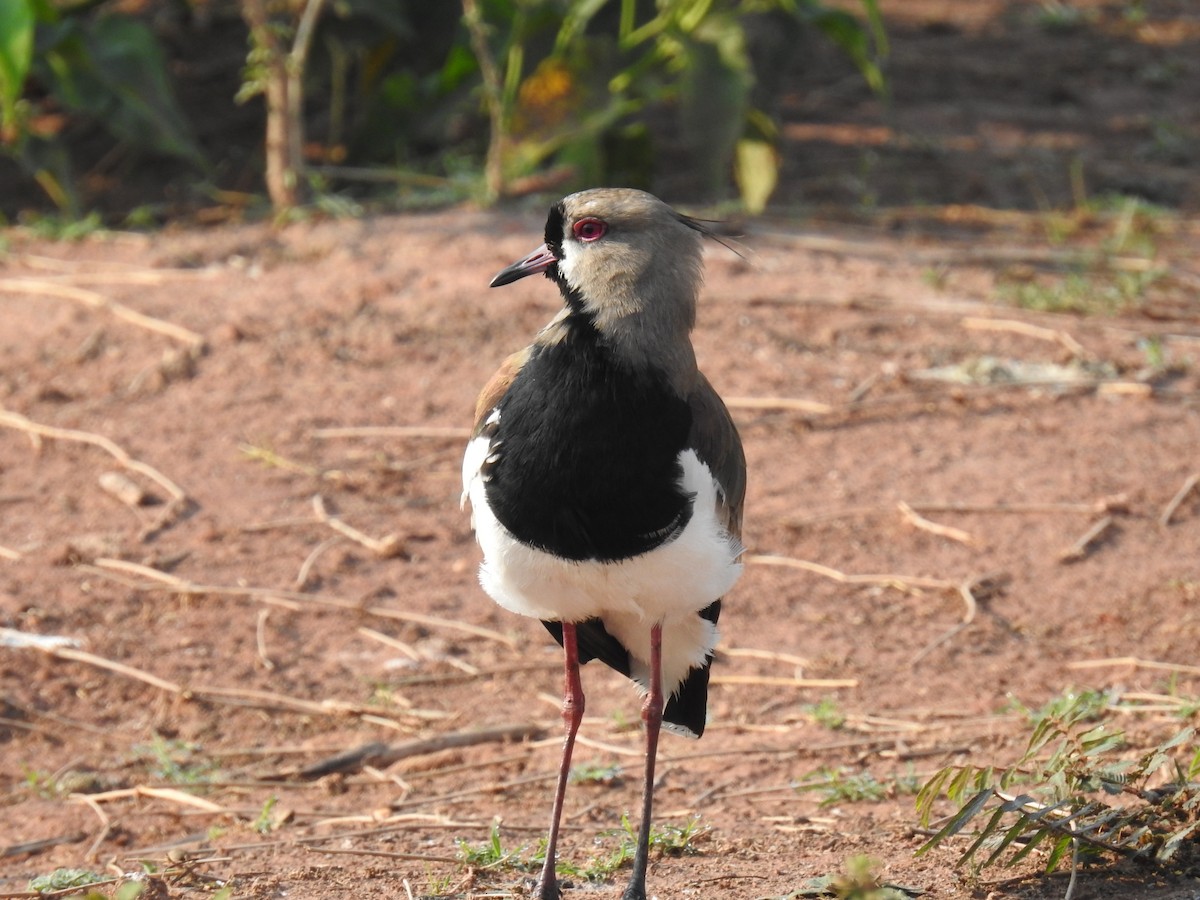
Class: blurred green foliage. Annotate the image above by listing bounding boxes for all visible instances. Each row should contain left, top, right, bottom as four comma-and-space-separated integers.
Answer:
0, 0, 203, 216
0, 0, 886, 218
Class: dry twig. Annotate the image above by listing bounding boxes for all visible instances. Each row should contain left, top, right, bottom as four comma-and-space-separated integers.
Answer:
747, 553, 971, 613
0, 409, 190, 535
311, 425, 472, 440
0, 277, 206, 349
1058, 515, 1115, 563
86, 558, 517, 647
312, 494, 404, 557
1160, 473, 1199, 526
961, 316, 1088, 358
898, 501, 976, 546
725, 395, 834, 415
274, 722, 543, 781
294, 536, 341, 589
1066, 656, 1200, 677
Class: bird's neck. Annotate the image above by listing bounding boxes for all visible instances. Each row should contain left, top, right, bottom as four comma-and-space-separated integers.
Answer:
545, 297, 699, 398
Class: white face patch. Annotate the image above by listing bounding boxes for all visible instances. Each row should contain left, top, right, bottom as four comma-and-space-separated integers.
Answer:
557, 237, 581, 291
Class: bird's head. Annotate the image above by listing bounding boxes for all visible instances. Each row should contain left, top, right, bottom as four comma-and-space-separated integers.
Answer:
491, 189, 711, 371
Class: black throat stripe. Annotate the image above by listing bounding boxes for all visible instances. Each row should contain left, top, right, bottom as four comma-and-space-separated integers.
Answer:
481, 317, 695, 562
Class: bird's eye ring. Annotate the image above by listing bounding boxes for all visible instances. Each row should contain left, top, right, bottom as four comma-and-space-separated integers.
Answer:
573, 217, 608, 242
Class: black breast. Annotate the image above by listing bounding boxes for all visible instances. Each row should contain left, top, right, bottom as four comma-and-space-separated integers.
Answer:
482, 319, 694, 562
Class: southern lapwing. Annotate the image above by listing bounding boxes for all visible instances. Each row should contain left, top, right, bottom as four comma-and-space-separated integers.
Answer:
462, 188, 746, 900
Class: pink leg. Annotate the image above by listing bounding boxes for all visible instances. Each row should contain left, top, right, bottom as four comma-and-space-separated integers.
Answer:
622, 623, 664, 900
536, 622, 584, 900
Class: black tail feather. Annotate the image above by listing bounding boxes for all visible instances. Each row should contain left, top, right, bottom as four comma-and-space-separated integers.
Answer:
543, 599, 722, 738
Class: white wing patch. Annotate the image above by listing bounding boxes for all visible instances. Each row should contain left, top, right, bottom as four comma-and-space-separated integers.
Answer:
462, 446, 743, 697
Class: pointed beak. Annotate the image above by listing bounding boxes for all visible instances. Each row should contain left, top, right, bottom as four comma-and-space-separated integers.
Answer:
490, 243, 557, 288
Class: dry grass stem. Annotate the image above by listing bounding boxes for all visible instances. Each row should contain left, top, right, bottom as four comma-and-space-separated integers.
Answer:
47, 646, 184, 693
312, 494, 404, 557
788, 496, 1127, 528
747, 553, 962, 597
711, 675, 857, 689
0, 277, 206, 349
76, 786, 227, 812
961, 316, 1088, 358
311, 425, 472, 440
1066, 656, 1200, 676
294, 536, 341, 589
898, 501, 976, 545
359, 626, 422, 662
389, 770, 562, 813
256, 608, 275, 671
19, 254, 213, 281
25, 634, 438, 728
722, 647, 810, 668
1160, 472, 1199, 526
751, 553, 989, 655
281, 723, 543, 780
1058, 515, 1115, 563
0, 544, 21, 561
725, 395, 834, 415
572, 734, 645, 757
86, 558, 517, 648
305, 845, 462, 864
0, 409, 190, 532
97, 470, 148, 507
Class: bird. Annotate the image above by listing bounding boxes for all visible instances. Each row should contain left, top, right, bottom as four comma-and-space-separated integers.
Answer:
461, 187, 746, 900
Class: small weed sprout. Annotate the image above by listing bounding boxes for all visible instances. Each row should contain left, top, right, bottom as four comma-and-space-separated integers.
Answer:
795, 855, 919, 899
569, 761, 623, 785
253, 795, 279, 834
805, 697, 847, 730
799, 767, 920, 806
28, 868, 106, 893
132, 734, 215, 785
457, 820, 534, 871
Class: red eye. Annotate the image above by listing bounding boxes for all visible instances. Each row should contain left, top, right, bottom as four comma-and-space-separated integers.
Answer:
572, 217, 607, 242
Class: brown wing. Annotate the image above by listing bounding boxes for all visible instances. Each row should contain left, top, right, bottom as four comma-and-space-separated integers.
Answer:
471, 347, 531, 435
687, 374, 746, 540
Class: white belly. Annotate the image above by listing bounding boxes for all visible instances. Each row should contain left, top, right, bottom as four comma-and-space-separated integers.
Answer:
462, 443, 743, 693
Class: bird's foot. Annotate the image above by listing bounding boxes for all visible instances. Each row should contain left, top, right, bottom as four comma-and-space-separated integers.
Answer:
620, 882, 646, 900
533, 876, 561, 900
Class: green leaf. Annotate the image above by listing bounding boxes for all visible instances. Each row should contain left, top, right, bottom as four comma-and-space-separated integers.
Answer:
0, 0, 34, 132
916, 786, 995, 856
1006, 825, 1053, 866
809, 7, 886, 96
1042, 833, 1076, 872
734, 136, 777, 214
84, 16, 204, 165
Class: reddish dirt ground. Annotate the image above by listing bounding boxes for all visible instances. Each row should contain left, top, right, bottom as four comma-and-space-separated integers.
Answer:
3, 3, 1200, 899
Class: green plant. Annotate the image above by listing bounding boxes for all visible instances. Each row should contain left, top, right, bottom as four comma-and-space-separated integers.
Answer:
798, 766, 919, 806
457, 820, 535, 871
565, 814, 706, 881
1000, 269, 1166, 315
1034, 1, 1094, 32
569, 761, 623, 784
237, 0, 329, 211
253, 795, 280, 834
21, 209, 105, 240
0, 0, 202, 215
28, 868, 106, 893
781, 855, 920, 899
917, 688, 1200, 875
804, 697, 847, 730
23, 767, 59, 799
461, 0, 887, 210
133, 734, 215, 785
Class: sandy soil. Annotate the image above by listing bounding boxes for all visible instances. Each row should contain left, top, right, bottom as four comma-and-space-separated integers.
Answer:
3, 3, 1200, 899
